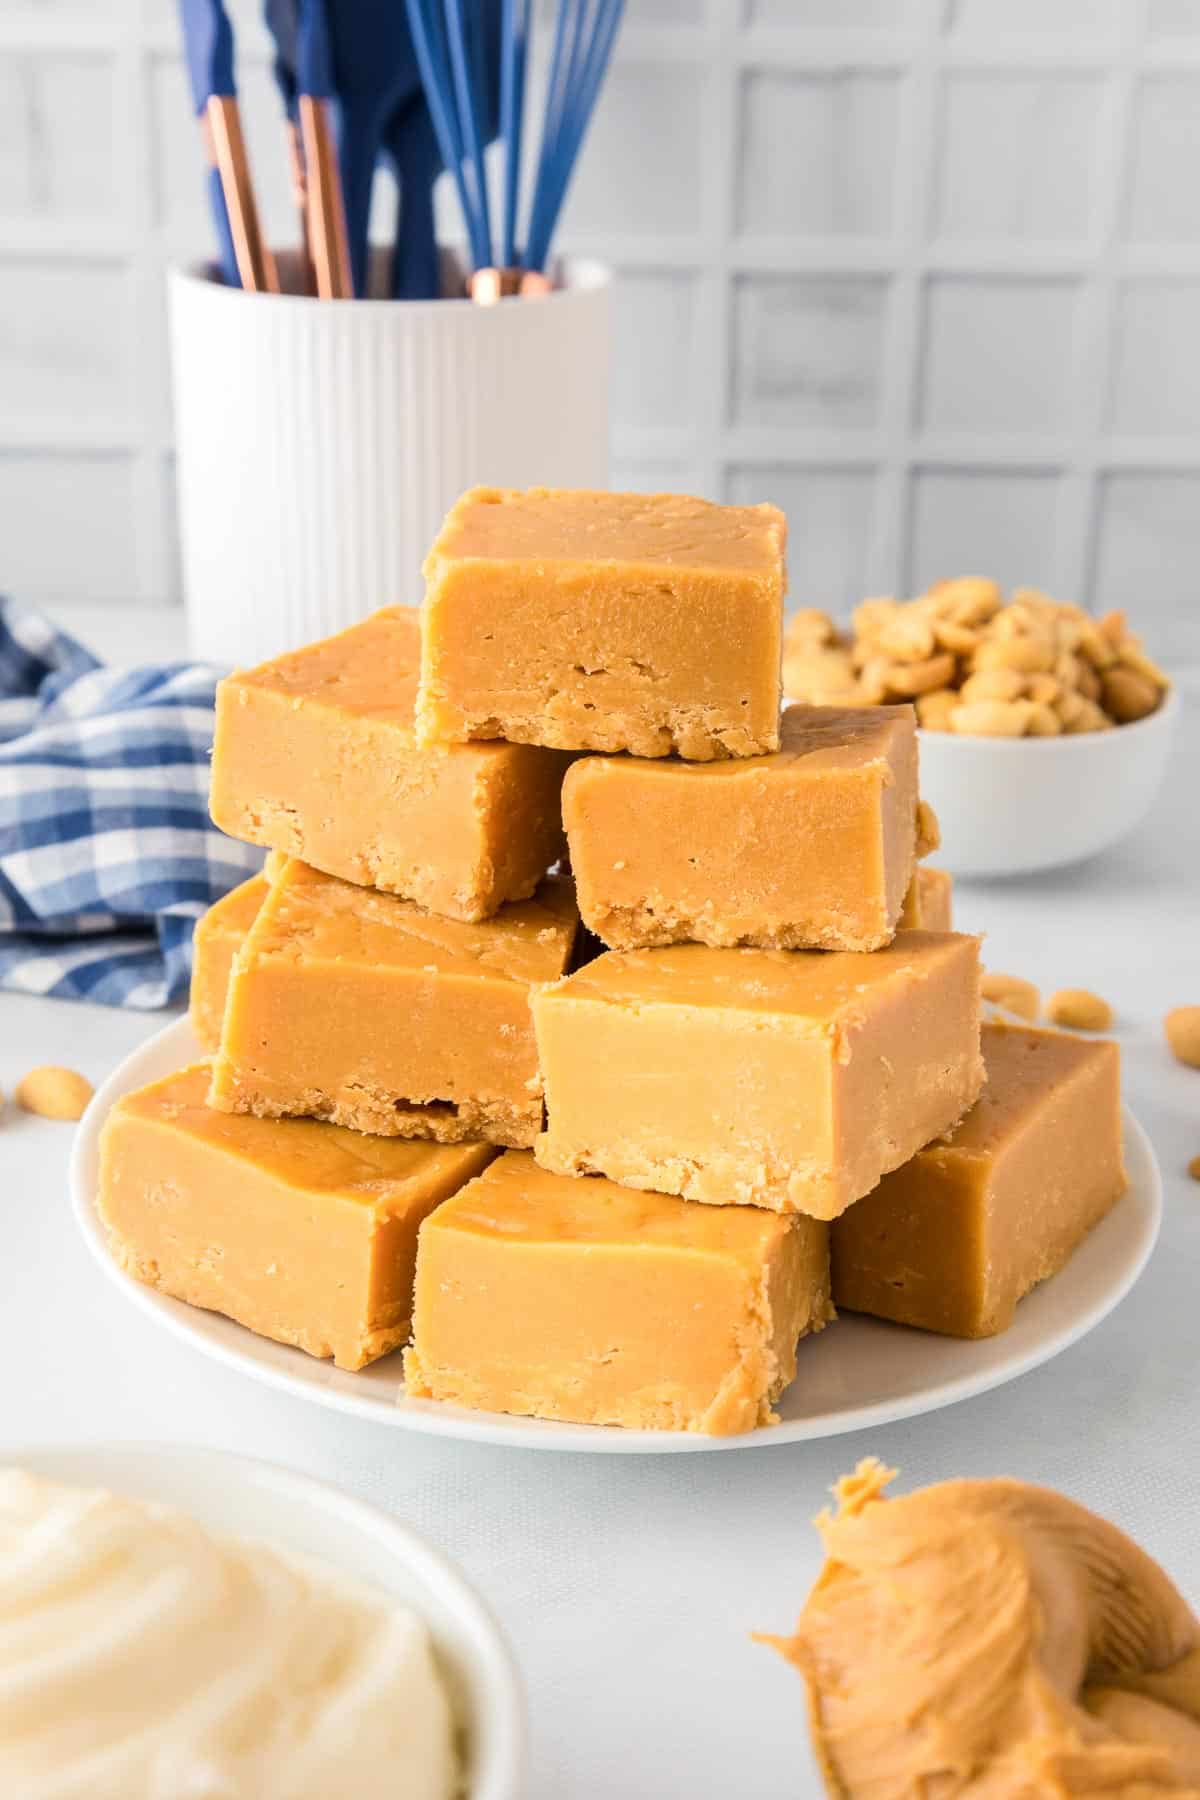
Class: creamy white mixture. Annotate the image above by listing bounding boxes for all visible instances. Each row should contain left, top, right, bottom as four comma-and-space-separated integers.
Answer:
0, 1468, 459, 1799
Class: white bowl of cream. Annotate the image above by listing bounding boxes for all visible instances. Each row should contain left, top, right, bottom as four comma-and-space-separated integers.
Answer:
1, 1444, 525, 1800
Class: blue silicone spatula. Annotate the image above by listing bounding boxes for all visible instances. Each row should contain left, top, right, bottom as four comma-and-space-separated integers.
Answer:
383, 92, 443, 300
178, 0, 278, 292
324, 0, 424, 300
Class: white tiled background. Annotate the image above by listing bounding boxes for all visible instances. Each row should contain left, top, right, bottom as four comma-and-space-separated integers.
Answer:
2, 0, 1198, 643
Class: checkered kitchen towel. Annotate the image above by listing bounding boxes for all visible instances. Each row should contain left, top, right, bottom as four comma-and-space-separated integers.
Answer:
0, 600, 261, 1007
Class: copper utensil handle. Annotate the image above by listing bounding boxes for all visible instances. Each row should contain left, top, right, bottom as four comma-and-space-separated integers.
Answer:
468, 267, 552, 304
286, 119, 317, 297
300, 95, 353, 300
205, 96, 279, 295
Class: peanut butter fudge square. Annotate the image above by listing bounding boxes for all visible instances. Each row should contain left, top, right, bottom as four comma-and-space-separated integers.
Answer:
404, 1150, 833, 1434
210, 606, 570, 922
100, 1063, 494, 1371
209, 858, 578, 1148
417, 487, 786, 761
533, 934, 983, 1220
563, 704, 920, 953
832, 1023, 1127, 1337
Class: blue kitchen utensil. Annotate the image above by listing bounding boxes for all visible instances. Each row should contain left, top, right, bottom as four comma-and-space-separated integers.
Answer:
383, 93, 444, 300
498, 0, 529, 269
178, 0, 239, 286
262, 0, 315, 291
406, 0, 622, 292
296, 0, 353, 296
523, 0, 623, 273
405, 0, 490, 275
177, 0, 278, 291
323, 0, 426, 299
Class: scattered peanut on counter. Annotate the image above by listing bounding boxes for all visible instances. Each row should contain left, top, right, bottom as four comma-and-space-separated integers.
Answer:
15, 1066, 94, 1122
1188, 1155, 1200, 1183
981, 973, 1041, 1022
1165, 1007, 1200, 1070
784, 581, 1170, 737
1045, 990, 1114, 1032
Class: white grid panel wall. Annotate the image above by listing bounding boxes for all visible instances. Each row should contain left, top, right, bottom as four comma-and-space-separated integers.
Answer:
1, 0, 1198, 643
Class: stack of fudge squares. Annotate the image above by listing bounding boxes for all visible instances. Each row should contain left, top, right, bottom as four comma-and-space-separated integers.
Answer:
97, 488, 1129, 1437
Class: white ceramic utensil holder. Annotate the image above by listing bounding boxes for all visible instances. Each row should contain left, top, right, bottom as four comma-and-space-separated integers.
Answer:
169, 255, 611, 665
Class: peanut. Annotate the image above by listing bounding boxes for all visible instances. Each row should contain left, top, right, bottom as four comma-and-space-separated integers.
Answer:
915, 687, 958, 731
837, 578, 1165, 735
878, 615, 936, 664
856, 656, 893, 705
1053, 650, 1084, 690
950, 699, 1034, 737
1011, 586, 1056, 610
786, 608, 838, 651
1165, 1006, 1200, 1069
1076, 660, 1102, 702
973, 637, 1054, 676
981, 972, 1040, 1021
960, 668, 1027, 704
783, 646, 859, 705
853, 597, 900, 640
1045, 989, 1113, 1032
1053, 688, 1088, 728
932, 618, 979, 656
1188, 1155, 1200, 1182
1077, 623, 1117, 670
1026, 673, 1060, 705
993, 602, 1053, 643
1101, 667, 1159, 724
1119, 643, 1169, 690
1025, 701, 1062, 736
916, 799, 941, 857
1064, 697, 1112, 733
930, 577, 1002, 624
884, 652, 957, 697
15, 1065, 94, 1121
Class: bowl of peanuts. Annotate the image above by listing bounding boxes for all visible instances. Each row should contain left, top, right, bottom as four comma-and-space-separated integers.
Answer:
783, 579, 1178, 877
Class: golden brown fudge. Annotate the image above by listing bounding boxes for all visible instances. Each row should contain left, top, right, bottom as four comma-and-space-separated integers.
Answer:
533, 933, 983, 1219
417, 487, 786, 761
403, 1150, 833, 1434
98, 1063, 494, 1370
898, 865, 953, 933
210, 859, 578, 1146
832, 1023, 1126, 1337
562, 704, 919, 953
189, 873, 271, 1050
210, 606, 570, 922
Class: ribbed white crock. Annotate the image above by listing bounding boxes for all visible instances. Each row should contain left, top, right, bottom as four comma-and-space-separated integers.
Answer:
169, 256, 611, 665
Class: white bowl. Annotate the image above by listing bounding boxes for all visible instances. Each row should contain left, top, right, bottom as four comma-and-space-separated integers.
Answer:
916, 685, 1180, 877
7, 1443, 525, 1800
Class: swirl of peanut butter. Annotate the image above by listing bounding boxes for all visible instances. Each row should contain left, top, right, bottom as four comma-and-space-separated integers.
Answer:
760, 1460, 1200, 1798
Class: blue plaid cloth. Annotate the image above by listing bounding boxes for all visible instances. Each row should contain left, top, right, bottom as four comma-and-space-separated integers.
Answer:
0, 600, 261, 1007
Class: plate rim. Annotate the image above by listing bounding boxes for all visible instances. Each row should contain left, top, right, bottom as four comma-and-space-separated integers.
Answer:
72, 1015, 1163, 1456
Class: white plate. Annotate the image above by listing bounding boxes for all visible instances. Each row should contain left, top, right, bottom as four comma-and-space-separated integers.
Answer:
74, 1016, 1162, 1456
8, 1443, 525, 1800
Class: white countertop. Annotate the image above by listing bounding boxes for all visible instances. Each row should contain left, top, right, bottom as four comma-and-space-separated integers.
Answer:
5, 608, 1200, 1799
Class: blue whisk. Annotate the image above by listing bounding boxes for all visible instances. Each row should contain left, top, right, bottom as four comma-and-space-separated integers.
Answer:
405, 0, 624, 289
